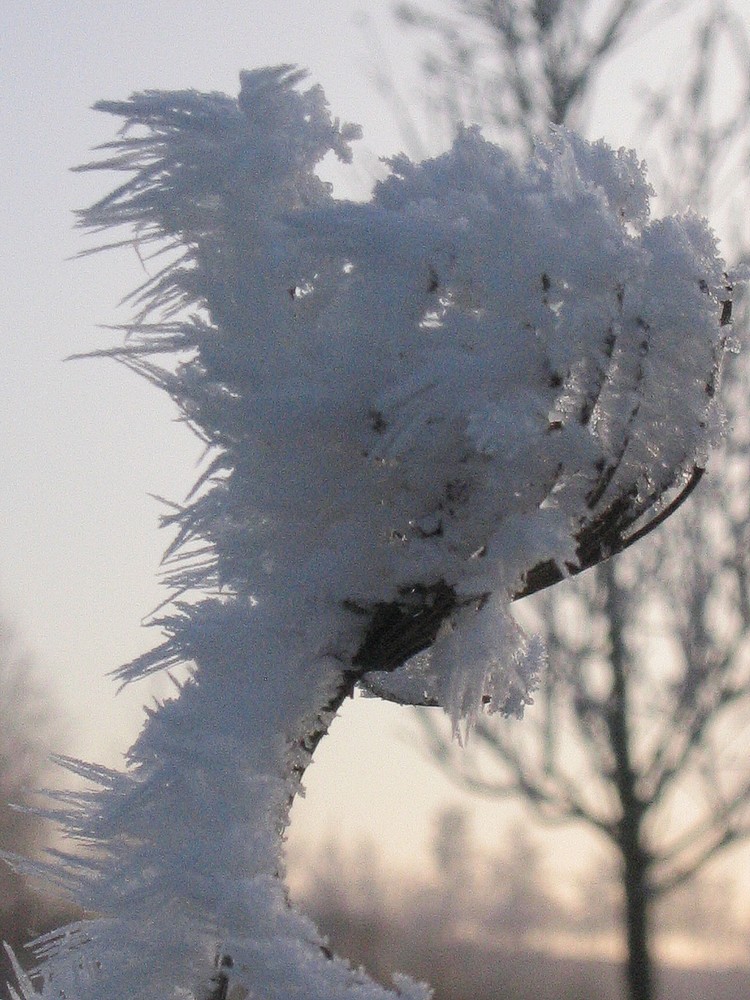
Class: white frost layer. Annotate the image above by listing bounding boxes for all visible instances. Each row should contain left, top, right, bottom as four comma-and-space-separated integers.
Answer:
9, 67, 730, 1000
78, 68, 727, 721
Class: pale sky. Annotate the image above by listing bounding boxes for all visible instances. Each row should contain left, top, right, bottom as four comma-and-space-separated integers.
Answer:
3, 0, 749, 888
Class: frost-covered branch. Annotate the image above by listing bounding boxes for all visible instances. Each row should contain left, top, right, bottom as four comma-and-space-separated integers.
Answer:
395, 0, 691, 142
5, 66, 732, 1000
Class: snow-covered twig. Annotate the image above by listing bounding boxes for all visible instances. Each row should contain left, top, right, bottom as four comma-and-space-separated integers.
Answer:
6, 67, 731, 1000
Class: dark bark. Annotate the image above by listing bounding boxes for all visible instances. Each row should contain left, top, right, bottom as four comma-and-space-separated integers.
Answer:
603, 563, 654, 1000
622, 847, 653, 1000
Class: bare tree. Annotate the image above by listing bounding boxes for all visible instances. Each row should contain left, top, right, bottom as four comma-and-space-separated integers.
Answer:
422, 528, 750, 999
393, 0, 702, 153
400, 3, 750, 999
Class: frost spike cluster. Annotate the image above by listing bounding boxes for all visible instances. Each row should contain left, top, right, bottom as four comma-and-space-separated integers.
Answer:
8, 66, 730, 1000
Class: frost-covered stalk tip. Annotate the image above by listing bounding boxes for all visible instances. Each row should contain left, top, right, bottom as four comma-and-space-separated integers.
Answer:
9, 67, 730, 999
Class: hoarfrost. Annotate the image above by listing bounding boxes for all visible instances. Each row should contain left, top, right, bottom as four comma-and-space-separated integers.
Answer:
6, 67, 731, 999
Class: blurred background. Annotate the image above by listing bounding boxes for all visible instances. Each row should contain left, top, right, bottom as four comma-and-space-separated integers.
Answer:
4, 2, 750, 998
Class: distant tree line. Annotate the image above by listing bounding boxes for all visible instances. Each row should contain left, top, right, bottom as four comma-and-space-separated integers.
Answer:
290, 808, 750, 1000
0, 619, 79, 991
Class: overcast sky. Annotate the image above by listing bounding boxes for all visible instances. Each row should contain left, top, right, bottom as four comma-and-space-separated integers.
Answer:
3, 0, 748, 881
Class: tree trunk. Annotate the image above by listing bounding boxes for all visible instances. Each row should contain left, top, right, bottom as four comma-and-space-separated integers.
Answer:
622, 835, 654, 1000
601, 563, 655, 1000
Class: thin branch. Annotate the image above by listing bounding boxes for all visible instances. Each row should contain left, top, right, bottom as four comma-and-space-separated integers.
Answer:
653, 822, 750, 895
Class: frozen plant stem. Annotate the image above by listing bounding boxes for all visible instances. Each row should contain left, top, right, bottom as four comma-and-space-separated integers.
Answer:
9, 67, 732, 1000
